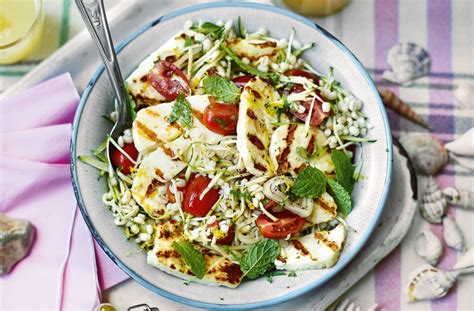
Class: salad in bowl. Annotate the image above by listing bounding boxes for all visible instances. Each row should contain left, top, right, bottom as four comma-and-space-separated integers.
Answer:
80, 18, 375, 289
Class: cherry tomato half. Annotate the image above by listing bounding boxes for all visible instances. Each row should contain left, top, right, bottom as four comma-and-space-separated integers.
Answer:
232, 75, 254, 89
183, 175, 220, 217
111, 143, 138, 174
203, 102, 239, 135
147, 60, 191, 101
256, 210, 305, 240
285, 69, 329, 126
216, 224, 235, 245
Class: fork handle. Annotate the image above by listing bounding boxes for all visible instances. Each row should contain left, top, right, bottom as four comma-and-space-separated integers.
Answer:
75, 0, 128, 119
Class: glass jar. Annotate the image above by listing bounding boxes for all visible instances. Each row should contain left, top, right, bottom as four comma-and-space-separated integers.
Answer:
0, 0, 44, 64
282, 0, 351, 17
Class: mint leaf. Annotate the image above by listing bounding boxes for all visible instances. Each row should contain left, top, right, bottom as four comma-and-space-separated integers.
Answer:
172, 240, 206, 279
194, 22, 225, 39
221, 44, 280, 84
331, 150, 355, 193
184, 35, 194, 47
327, 178, 352, 217
240, 239, 280, 279
202, 75, 241, 103
168, 93, 193, 128
291, 166, 326, 198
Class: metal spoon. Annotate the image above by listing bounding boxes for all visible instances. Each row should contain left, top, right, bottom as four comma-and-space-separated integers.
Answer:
75, 0, 132, 175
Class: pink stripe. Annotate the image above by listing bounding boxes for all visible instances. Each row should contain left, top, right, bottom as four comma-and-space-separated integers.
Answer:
427, 1, 457, 310
374, 0, 401, 309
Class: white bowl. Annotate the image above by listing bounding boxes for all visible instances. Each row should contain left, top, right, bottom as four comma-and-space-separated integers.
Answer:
71, 2, 392, 309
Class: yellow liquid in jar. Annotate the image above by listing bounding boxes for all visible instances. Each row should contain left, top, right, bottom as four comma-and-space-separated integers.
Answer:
283, 0, 350, 17
0, 0, 44, 64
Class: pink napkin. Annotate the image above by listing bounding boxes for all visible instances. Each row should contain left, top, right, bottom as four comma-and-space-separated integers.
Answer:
0, 73, 128, 309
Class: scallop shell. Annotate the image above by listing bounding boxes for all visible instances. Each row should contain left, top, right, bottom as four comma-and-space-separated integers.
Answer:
415, 230, 443, 265
399, 133, 448, 175
379, 88, 430, 129
420, 177, 447, 223
442, 216, 464, 252
407, 265, 456, 302
442, 187, 474, 209
383, 42, 430, 85
454, 83, 474, 109
445, 128, 474, 157
453, 248, 474, 275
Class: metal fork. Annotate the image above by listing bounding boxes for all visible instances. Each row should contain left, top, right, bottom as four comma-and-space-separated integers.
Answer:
75, 0, 132, 175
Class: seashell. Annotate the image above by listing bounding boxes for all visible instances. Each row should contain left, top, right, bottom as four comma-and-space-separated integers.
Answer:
383, 42, 430, 85
399, 133, 448, 175
454, 83, 474, 109
419, 177, 447, 223
442, 216, 464, 251
453, 248, 474, 275
445, 128, 474, 157
415, 230, 443, 265
379, 88, 430, 129
0, 213, 35, 275
407, 265, 457, 302
442, 187, 474, 209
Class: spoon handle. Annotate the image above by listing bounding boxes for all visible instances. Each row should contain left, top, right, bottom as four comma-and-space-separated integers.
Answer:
75, 0, 128, 119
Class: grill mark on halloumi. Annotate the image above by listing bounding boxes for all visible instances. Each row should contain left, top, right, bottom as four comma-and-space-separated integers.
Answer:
295, 164, 306, 174
307, 134, 316, 155
192, 109, 204, 123
276, 124, 297, 173
247, 133, 265, 150
247, 109, 257, 120
155, 168, 165, 179
254, 162, 268, 172
145, 109, 161, 118
146, 179, 160, 196
315, 232, 339, 251
292, 240, 309, 256
251, 90, 261, 99
316, 196, 336, 213
136, 120, 163, 144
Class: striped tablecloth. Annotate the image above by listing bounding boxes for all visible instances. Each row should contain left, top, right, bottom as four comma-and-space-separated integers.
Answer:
2, 0, 473, 310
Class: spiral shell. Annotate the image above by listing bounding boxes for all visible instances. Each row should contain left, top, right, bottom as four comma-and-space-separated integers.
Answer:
420, 177, 447, 223
442, 187, 474, 209
445, 128, 474, 157
399, 133, 448, 176
383, 42, 430, 85
442, 216, 464, 252
407, 265, 456, 302
415, 230, 443, 265
379, 89, 430, 129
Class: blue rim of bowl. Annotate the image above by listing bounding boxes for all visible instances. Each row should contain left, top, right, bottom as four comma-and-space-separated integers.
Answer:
71, 2, 393, 309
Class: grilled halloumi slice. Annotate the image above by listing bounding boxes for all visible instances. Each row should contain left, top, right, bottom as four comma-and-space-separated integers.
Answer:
132, 95, 223, 154
228, 38, 278, 61
131, 147, 186, 217
269, 123, 334, 175
147, 221, 244, 288
275, 224, 346, 270
306, 192, 338, 224
236, 77, 287, 175
126, 31, 187, 106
